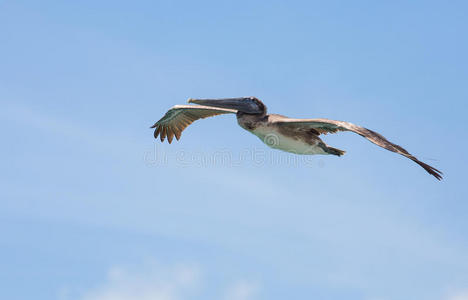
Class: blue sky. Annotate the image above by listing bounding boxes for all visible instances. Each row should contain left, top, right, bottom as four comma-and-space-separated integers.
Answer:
1, 1, 467, 299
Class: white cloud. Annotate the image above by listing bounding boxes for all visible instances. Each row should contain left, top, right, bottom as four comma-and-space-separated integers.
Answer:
80, 261, 200, 300
75, 261, 260, 300
447, 290, 468, 300
224, 281, 258, 300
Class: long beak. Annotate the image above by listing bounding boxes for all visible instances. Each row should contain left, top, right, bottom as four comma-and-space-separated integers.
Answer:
187, 97, 261, 114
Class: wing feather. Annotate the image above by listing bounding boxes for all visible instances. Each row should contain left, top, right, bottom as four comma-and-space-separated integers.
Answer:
160, 127, 167, 142
151, 105, 236, 143
275, 117, 443, 180
153, 126, 161, 139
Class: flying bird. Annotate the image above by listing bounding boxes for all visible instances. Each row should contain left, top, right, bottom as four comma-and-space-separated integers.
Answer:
151, 97, 442, 180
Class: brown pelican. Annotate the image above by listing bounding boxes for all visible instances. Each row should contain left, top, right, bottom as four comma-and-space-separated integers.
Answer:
151, 97, 442, 180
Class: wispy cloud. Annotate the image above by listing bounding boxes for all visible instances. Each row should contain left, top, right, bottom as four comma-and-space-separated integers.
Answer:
224, 281, 258, 300
80, 261, 200, 300
447, 290, 468, 300
73, 260, 260, 300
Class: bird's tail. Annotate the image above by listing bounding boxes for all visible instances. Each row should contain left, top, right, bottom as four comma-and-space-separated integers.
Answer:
327, 146, 346, 156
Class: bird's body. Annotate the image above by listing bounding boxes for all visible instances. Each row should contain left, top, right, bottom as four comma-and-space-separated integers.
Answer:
151, 97, 442, 180
238, 113, 334, 155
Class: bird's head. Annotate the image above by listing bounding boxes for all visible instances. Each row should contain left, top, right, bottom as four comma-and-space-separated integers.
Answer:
188, 97, 266, 115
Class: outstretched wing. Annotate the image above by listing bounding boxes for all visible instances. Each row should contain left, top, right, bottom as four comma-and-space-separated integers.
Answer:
275, 117, 443, 180
151, 105, 237, 143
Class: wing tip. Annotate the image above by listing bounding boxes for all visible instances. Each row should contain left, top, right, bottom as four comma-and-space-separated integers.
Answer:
415, 160, 443, 180
152, 124, 182, 143
430, 168, 443, 181
152, 125, 163, 141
